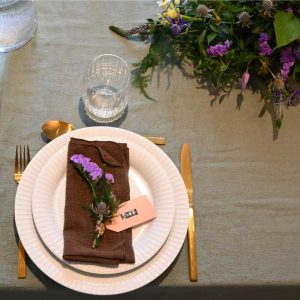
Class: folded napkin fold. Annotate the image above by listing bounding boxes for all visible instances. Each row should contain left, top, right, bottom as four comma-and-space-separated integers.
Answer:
63, 138, 135, 264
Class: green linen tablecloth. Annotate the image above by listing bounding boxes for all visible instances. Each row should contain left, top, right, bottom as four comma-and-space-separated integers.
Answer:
1, 1, 300, 299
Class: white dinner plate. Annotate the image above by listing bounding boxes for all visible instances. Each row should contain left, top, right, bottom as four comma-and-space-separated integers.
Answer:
15, 127, 189, 295
32, 135, 175, 274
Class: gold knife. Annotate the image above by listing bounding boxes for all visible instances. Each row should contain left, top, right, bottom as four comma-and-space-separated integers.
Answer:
181, 144, 198, 282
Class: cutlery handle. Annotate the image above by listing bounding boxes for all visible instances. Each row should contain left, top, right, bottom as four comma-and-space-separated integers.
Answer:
188, 207, 198, 282
17, 240, 26, 279
145, 136, 166, 145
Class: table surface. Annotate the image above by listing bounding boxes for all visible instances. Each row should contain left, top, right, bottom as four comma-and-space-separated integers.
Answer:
1, 1, 300, 299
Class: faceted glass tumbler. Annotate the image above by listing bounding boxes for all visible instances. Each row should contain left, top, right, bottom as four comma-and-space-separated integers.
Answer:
82, 54, 131, 123
0, 0, 38, 52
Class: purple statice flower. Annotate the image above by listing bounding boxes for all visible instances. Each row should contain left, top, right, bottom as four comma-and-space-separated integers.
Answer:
84, 161, 99, 173
258, 33, 273, 56
85, 162, 103, 181
279, 46, 295, 81
207, 40, 232, 57
70, 154, 103, 181
70, 154, 90, 165
105, 173, 115, 183
288, 88, 300, 106
167, 15, 191, 37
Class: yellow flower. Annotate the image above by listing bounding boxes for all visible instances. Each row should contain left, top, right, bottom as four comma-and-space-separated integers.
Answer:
166, 3, 178, 19
174, 0, 180, 5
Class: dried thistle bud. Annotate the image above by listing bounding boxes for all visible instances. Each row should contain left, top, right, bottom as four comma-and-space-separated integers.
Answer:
262, 0, 273, 11
273, 78, 285, 90
97, 202, 107, 214
197, 4, 209, 17
238, 12, 250, 27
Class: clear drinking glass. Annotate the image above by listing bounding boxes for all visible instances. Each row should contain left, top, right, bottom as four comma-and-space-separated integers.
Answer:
82, 54, 131, 123
0, 0, 37, 52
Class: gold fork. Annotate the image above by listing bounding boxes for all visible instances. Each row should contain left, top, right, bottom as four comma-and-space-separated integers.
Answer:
14, 145, 31, 279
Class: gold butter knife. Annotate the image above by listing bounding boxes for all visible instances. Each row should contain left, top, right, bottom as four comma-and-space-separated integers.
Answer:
181, 144, 198, 282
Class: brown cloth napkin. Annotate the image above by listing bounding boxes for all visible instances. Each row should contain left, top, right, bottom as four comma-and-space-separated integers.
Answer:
63, 137, 135, 264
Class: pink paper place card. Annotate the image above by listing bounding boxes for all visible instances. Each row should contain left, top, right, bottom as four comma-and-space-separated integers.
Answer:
106, 195, 156, 232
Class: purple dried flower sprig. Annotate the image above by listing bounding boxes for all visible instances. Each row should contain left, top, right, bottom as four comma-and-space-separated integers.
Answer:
105, 173, 115, 183
207, 40, 232, 57
258, 33, 273, 56
70, 154, 115, 183
279, 46, 296, 81
71, 154, 103, 181
70, 154, 118, 248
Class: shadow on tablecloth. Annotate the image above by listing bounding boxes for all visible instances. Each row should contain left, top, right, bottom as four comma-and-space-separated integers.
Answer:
2, 285, 300, 300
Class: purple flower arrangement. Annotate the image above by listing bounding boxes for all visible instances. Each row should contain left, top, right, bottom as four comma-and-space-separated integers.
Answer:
70, 154, 119, 248
110, 0, 300, 133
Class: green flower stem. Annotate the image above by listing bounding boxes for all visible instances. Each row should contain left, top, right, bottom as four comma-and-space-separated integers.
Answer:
92, 188, 98, 204
181, 15, 203, 22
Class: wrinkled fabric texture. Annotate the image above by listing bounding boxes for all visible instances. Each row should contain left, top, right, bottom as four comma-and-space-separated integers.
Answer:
63, 138, 135, 264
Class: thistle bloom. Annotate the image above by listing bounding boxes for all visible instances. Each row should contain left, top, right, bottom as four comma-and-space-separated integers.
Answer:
262, 0, 273, 9
237, 12, 251, 27
241, 70, 250, 91
258, 33, 273, 56
196, 4, 214, 18
96, 202, 107, 214
261, 0, 273, 16
207, 40, 231, 57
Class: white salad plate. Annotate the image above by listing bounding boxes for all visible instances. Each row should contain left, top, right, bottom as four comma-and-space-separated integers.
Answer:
32, 134, 175, 274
